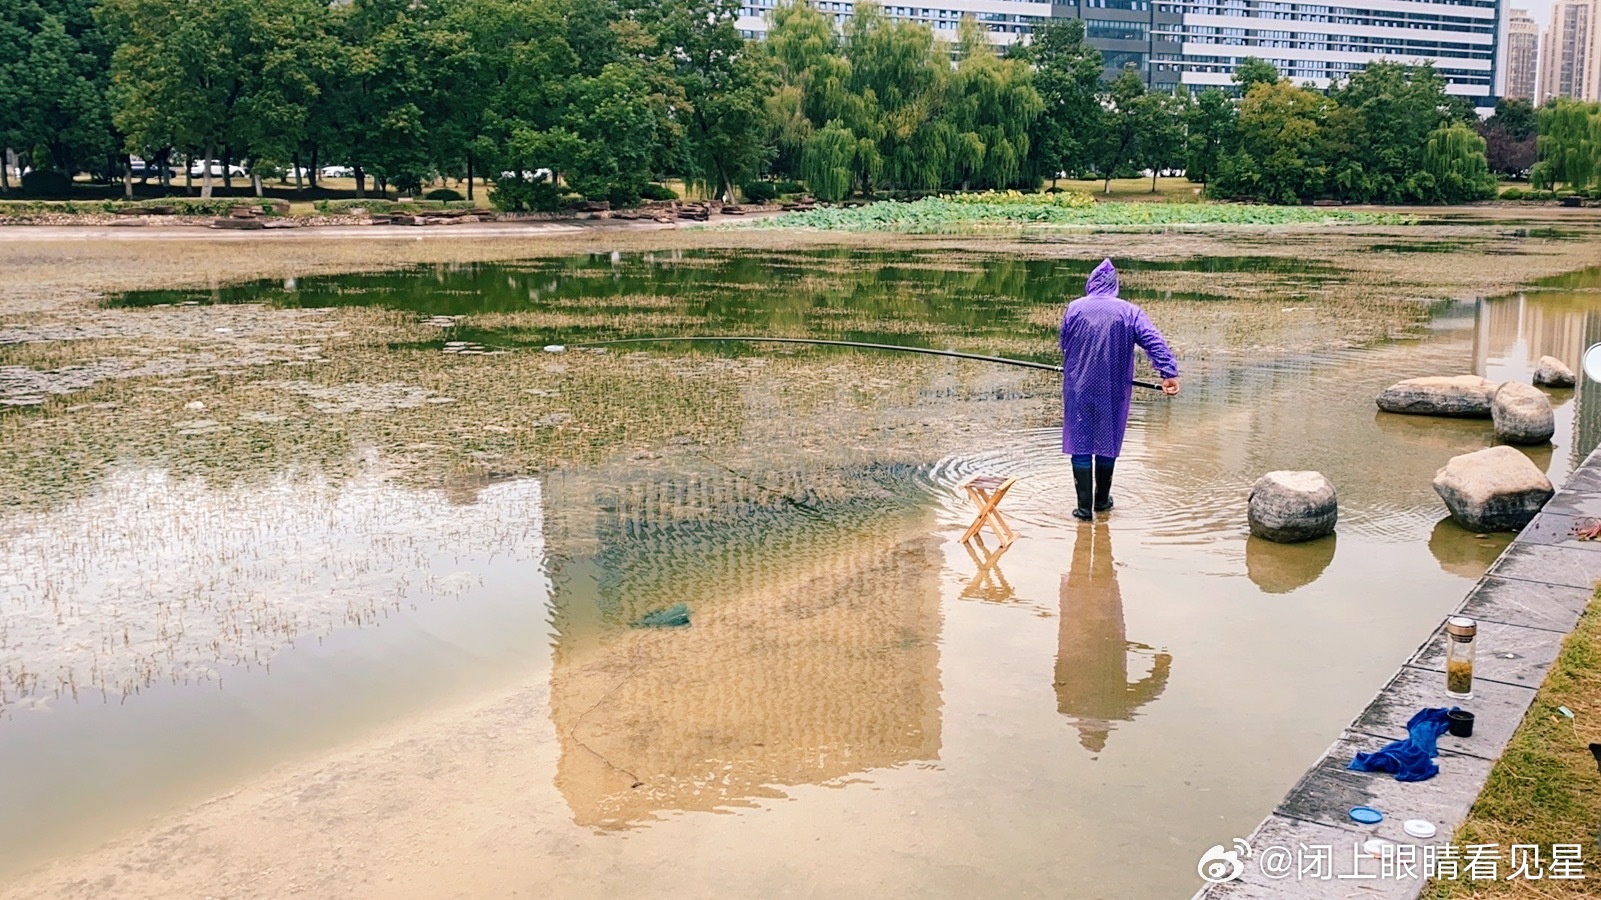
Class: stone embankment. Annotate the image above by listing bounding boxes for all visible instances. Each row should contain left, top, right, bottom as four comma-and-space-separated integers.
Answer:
1199, 446, 1599, 899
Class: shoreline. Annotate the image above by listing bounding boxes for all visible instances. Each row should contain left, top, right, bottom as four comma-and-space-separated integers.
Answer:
1198, 449, 1601, 898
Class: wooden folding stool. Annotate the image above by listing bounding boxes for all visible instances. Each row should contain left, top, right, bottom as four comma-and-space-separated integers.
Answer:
959, 474, 1019, 547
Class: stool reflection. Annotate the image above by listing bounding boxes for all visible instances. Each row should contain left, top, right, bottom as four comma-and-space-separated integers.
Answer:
1054, 523, 1172, 756
960, 534, 1015, 603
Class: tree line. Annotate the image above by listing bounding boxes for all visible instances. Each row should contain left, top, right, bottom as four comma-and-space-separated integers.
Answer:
2, 0, 1596, 206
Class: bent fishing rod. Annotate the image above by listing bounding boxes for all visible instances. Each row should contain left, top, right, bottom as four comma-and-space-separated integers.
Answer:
558, 335, 1162, 390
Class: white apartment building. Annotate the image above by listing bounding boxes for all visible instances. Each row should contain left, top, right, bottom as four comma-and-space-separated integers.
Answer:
1159, 0, 1501, 100
1506, 8, 1539, 101
1539, 0, 1600, 102
737, 0, 1053, 48
737, 0, 1503, 103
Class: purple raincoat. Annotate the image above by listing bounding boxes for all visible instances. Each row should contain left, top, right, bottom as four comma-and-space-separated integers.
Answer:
1060, 259, 1179, 458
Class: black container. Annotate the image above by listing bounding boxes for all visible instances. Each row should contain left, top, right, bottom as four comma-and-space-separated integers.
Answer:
1447, 710, 1475, 738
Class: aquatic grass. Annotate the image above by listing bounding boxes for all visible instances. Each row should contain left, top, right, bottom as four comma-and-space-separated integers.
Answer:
734, 198, 1419, 233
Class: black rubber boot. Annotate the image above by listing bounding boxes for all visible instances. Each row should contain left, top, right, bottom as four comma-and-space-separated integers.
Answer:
1094, 457, 1116, 512
1072, 464, 1094, 520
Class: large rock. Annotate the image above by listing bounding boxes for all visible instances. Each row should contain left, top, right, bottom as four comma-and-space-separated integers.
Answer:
1432, 446, 1553, 532
1247, 471, 1338, 543
1534, 355, 1576, 388
1492, 382, 1555, 444
1375, 375, 1498, 418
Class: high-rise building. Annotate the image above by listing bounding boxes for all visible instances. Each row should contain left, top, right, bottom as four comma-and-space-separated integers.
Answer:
736, 1, 1504, 104
1506, 8, 1540, 101
1540, 0, 1601, 103
1158, 0, 1501, 101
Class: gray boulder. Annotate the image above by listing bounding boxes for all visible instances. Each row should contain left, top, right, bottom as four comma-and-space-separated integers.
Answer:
1375, 375, 1498, 418
1492, 382, 1555, 445
1248, 471, 1338, 543
1533, 355, 1576, 388
1433, 446, 1553, 532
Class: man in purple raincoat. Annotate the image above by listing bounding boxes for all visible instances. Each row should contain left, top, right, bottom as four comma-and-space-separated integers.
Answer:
1061, 259, 1180, 520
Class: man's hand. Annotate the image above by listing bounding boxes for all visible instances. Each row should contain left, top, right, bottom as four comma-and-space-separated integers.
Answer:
1161, 377, 1181, 396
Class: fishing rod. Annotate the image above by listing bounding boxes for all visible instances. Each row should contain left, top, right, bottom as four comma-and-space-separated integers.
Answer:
559, 336, 1162, 390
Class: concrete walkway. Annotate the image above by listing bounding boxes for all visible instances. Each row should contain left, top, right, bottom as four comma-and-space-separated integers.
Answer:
1197, 446, 1601, 897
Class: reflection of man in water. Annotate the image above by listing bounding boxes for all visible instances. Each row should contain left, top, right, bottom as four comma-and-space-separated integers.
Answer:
1054, 523, 1172, 755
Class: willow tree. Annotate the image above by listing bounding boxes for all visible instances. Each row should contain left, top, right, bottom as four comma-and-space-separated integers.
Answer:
1533, 99, 1601, 192
1420, 124, 1496, 202
765, 0, 858, 184
842, 2, 948, 192
944, 17, 1041, 189
801, 120, 860, 201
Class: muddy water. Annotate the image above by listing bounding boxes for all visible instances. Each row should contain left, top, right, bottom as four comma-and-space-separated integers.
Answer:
4, 254, 1600, 897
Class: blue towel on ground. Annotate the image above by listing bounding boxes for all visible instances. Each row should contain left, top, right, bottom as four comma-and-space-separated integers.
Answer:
1348, 707, 1455, 782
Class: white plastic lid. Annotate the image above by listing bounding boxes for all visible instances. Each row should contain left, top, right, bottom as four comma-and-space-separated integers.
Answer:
1403, 819, 1437, 839
1364, 838, 1394, 857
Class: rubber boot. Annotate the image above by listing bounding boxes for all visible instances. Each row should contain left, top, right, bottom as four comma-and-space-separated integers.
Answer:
1072, 464, 1094, 521
1094, 457, 1116, 513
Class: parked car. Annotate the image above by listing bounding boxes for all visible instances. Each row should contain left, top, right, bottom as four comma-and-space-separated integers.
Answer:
129, 158, 171, 179
498, 168, 553, 181
189, 161, 247, 178
318, 165, 354, 179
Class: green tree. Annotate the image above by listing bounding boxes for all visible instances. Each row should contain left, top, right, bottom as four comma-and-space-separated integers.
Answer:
455, 0, 675, 209
2, 0, 113, 184
0, 1, 24, 188
1533, 99, 1601, 191
1232, 57, 1280, 94
1324, 62, 1461, 203
1212, 79, 1329, 204
944, 18, 1040, 189
1184, 87, 1234, 185
632, 0, 772, 201
1420, 124, 1496, 202
801, 120, 859, 202
323, 0, 467, 198
1488, 97, 1538, 142
1092, 68, 1146, 193
102, 0, 326, 197
763, 1, 844, 182
1016, 19, 1102, 186
843, 3, 951, 193
1134, 90, 1188, 192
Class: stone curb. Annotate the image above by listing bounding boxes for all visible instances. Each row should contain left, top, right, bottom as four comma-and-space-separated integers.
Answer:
1194, 445, 1601, 899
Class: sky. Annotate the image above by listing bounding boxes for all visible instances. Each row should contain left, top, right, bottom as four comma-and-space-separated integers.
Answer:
1513, 0, 1555, 30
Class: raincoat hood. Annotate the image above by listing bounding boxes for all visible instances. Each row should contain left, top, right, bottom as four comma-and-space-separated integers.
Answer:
1085, 259, 1120, 298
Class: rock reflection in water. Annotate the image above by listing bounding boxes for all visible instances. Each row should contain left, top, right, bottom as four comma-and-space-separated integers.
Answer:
1472, 285, 1601, 476
1428, 516, 1513, 577
542, 461, 944, 828
1245, 534, 1337, 594
1054, 523, 1171, 755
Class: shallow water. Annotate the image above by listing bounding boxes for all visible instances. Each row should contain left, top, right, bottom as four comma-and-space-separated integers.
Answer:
106, 250, 1332, 361
5, 254, 1601, 897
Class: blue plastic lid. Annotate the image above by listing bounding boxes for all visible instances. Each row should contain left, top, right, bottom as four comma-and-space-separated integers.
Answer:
1349, 806, 1384, 825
